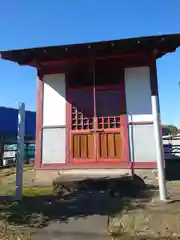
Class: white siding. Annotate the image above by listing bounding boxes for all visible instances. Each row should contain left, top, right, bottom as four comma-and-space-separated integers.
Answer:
41, 73, 66, 164
129, 124, 156, 162
125, 67, 157, 163
42, 128, 66, 164
43, 74, 66, 126
125, 67, 152, 122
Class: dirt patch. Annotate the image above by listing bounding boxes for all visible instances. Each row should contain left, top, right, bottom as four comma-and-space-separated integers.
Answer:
0, 220, 36, 240
108, 181, 180, 239
0, 165, 36, 194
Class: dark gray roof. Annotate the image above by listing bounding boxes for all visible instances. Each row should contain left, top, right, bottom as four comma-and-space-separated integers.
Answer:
1, 34, 180, 65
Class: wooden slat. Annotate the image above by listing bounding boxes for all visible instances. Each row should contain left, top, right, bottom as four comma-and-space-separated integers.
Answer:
87, 134, 94, 158
73, 135, 80, 158
73, 134, 94, 159
73, 132, 121, 159
107, 133, 115, 158
99, 133, 108, 158
80, 135, 87, 158
114, 133, 121, 158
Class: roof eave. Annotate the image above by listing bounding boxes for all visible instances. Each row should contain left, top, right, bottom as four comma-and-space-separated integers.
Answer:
1, 34, 180, 65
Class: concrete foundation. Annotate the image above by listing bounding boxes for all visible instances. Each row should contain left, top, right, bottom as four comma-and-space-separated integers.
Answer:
35, 168, 158, 185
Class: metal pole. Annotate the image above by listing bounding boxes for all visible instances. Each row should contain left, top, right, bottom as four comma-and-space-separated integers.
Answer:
0, 135, 4, 167
15, 103, 25, 201
151, 95, 168, 201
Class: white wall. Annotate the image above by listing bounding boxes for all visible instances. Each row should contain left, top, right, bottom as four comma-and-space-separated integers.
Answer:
125, 67, 157, 163
125, 67, 152, 122
129, 124, 156, 162
43, 74, 66, 126
42, 128, 66, 164
42, 73, 66, 164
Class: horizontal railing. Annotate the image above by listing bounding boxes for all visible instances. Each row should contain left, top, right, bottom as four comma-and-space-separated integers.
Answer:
163, 135, 180, 158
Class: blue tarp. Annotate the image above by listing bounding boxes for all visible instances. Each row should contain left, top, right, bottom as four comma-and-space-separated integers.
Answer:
0, 107, 36, 136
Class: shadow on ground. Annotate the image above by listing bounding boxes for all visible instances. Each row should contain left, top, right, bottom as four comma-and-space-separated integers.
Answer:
0, 175, 157, 229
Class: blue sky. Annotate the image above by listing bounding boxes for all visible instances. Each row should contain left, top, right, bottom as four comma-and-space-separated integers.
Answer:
0, 0, 180, 126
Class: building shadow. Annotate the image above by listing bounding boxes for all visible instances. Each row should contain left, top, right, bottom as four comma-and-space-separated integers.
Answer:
0, 175, 156, 228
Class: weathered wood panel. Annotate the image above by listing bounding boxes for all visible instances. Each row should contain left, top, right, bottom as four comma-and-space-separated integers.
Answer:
98, 132, 121, 159
72, 134, 94, 159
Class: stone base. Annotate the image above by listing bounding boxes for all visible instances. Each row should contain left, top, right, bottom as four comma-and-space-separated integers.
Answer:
134, 169, 158, 185
35, 168, 158, 186
35, 168, 132, 184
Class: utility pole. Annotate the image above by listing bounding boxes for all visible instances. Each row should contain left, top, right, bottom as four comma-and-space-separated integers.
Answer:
151, 95, 168, 201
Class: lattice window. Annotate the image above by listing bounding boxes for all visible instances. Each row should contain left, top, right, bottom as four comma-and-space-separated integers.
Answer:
72, 106, 94, 130
71, 87, 121, 130
71, 90, 94, 130
98, 116, 120, 129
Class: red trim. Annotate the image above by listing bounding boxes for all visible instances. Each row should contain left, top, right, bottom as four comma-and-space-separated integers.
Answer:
39, 162, 132, 169
38, 59, 80, 66
35, 72, 43, 168
27, 49, 174, 68
120, 70, 130, 163
67, 84, 122, 92
28, 53, 151, 68
36, 60, 153, 76
121, 115, 130, 162
133, 162, 157, 168
128, 121, 153, 125
67, 81, 73, 164
95, 83, 128, 163
68, 79, 129, 164
38, 162, 131, 170
37, 161, 158, 170
129, 121, 165, 127
68, 86, 96, 163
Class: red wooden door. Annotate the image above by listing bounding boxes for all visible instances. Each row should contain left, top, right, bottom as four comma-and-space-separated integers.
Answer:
70, 87, 96, 163
96, 86, 122, 162
69, 84, 125, 163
